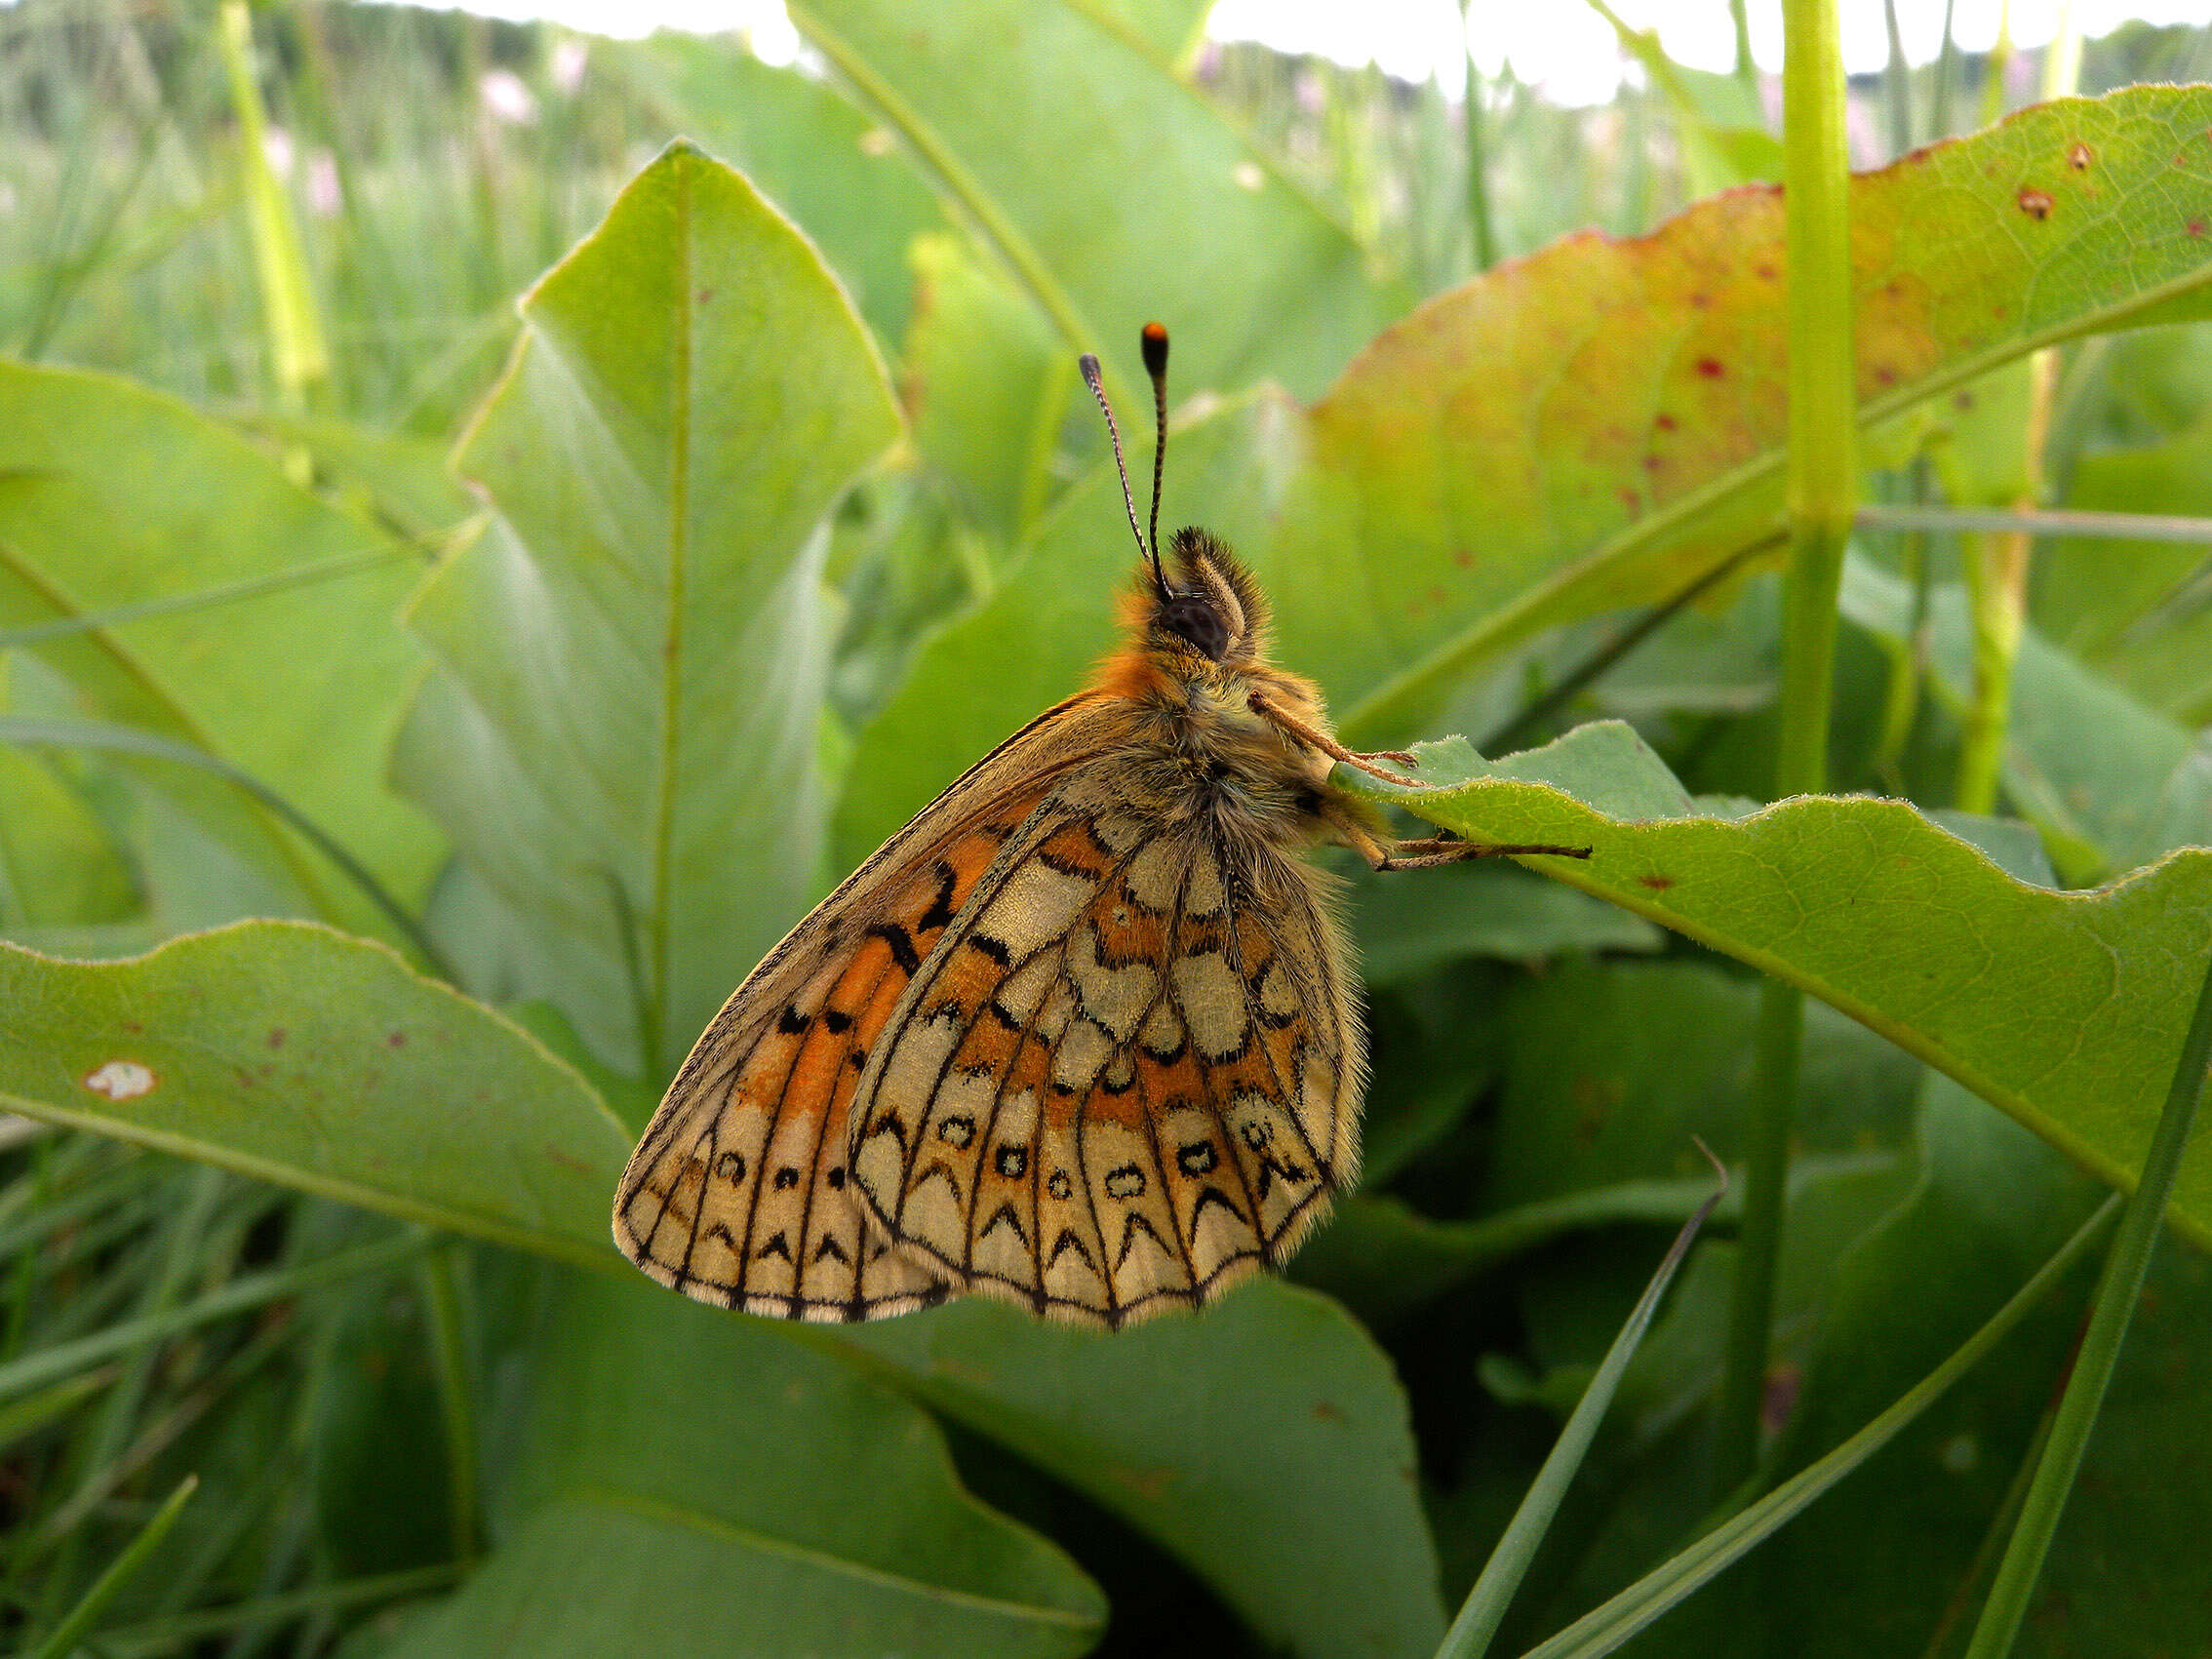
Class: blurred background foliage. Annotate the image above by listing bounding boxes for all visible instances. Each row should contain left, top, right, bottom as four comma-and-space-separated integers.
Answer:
1, 2, 2210, 1655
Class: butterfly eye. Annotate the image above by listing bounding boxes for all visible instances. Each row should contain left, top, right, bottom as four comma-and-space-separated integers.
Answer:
1158, 594, 1229, 659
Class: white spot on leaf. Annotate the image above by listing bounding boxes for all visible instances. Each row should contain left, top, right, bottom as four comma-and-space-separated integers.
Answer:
83, 1059, 156, 1101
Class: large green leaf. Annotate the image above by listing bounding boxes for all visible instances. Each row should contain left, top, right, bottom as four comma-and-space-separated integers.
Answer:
1322, 86, 2212, 739
613, 36, 947, 350
788, 0, 1396, 402
840, 1281, 1447, 1659
391, 1271, 1103, 1659
395, 142, 901, 1073
837, 90, 2212, 860
0, 921, 627, 1266
1344, 721, 2212, 1241
0, 361, 442, 937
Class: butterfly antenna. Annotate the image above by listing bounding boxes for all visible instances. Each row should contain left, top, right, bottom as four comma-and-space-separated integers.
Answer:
1080, 350, 1171, 600
1142, 322, 1169, 571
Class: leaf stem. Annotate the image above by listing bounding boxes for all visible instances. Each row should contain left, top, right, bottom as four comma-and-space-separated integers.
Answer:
1961, 937, 2212, 1658
1717, 0, 1856, 1499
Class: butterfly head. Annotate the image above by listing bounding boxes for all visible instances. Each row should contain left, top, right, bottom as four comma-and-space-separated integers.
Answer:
1082, 326, 1271, 672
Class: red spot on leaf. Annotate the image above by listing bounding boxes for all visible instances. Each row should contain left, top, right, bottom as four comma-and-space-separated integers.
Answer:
387, 1031, 408, 1048
695, 287, 715, 305
1642, 454, 1663, 471
1452, 548, 1474, 569
1427, 584, 1446, 609
1696, 357, 1725, 378
1992, 303, 2007, 318
1655, 413, 1677, 432
1755, 262, 1776, 281
1689, 292, 1711, 309
1617, 487, 1641, 513
2017, 187, 2053, 219
1875, 365, 1898, 385
2190, 219, 2207, 239
2068, 142, 2091, 170
267, 1028, 287, 1049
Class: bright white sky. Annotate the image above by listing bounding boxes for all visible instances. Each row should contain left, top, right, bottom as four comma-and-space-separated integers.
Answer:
447, 0, 2205, 106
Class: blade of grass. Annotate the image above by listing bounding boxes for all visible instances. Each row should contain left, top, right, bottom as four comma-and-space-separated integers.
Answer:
1961, 939, 2212, 1658
1438, 1144, 1727, 1658
89, 1563, 464, 1659
25, 1471, 199, 1659
217, 0, 329, 409
0, 1229, 427, 1405
1519, 1194, 2121, 1659
0, 716, 455, 982
0, 542, 430, 649
418, 1243, 480, 1565
1716, 0, 1857, 1497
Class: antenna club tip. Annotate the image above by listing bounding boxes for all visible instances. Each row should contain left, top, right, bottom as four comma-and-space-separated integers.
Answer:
1140, 322, 1168, 375
1079, 352, 1103, 380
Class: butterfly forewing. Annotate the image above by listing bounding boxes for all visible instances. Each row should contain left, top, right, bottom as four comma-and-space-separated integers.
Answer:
847, 765, 1364, 1328
612, 694, 1126, 1321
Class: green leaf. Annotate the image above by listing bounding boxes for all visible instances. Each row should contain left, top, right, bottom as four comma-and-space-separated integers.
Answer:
788, 0, 1398, 401
839, 1281, 1448, 1659
1320, 86, 2212, 740
1344, 721, 2212, 1242
391, 1271, 1103, 1659
0, 361, 442, 936
613, 36, 947, 349
395, 142, 901, 1073
1845, 556, 2212, 880
0, 921, 628, 1266
2040, 412, 2212, 723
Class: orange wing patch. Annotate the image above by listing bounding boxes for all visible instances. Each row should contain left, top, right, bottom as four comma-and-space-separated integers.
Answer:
613, 792, 1047, 1322
848, 785, 1363, 1329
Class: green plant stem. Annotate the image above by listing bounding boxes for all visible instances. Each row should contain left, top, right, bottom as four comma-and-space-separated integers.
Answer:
1438, 1147, 1726, 1658
1929, 0, 1960, 138
1716, 0, 1856, 1500
1962, 942, 2212, 1658
26, 1472, 198, 1659
1730, 0, 1757, 88
1715, 979, 1802, 1490
1953, 18, 2074, 818
1521, 1196, 2119, 1659
419, 1244, 481, 1566
217, 0, 329, 410
1459, 0, 1497, 272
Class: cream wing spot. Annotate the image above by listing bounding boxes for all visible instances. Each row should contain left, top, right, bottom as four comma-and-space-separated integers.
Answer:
1182, 848, 1226, 917
1124, 839, 1184, 912
976, 860, 1096, 960
1171, 948, 1249, 1059
1067, 928, 1159, 1043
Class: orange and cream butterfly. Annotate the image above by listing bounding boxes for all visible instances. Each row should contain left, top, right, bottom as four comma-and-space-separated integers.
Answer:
613, 324, 1590, 1329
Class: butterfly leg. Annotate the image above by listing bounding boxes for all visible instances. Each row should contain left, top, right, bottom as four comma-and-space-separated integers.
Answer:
1248, 692, 1422, 786
1319, 801, 1591, 871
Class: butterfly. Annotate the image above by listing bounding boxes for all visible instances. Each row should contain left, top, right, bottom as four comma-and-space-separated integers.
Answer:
613, 324, 1591, 1329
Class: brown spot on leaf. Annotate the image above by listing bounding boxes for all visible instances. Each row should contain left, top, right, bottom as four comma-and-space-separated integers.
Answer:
1637, 873, 1676, 890
1875, 365, 1898, 386
1313, 1401, 1349, 1425
1953, 390, 1977, 411
2190, 219, 2207, 239
2017, 187, 2053, 219
386, 1031, 408, 1048
1696, 357, 1725, 378
267, 1028, 287, 1049
1755, 261, 1776, 280
1453, 548, 1474, 569
695, 287, 714, 305
1655, 412, 1677, 432
2068, 141, 2091, 170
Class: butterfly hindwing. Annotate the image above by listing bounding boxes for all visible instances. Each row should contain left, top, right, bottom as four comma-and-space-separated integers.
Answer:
848, 767, 1363, 1328
612, 694, 1126, 1322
